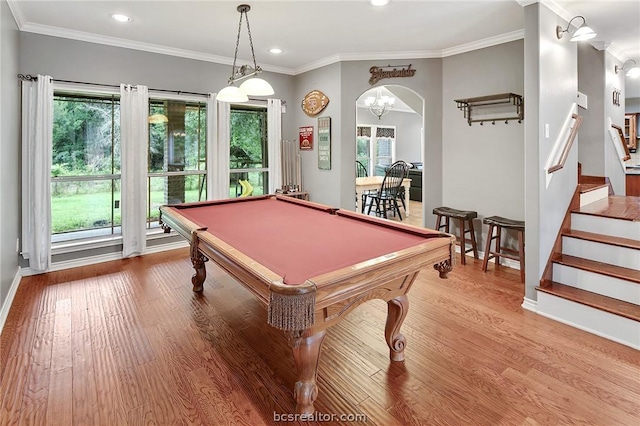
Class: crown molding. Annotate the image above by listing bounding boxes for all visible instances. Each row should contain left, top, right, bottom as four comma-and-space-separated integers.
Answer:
19, 22, 296, 76
442, 29, 524, 57
6, 0, 25, 28
515, 0, 539, 7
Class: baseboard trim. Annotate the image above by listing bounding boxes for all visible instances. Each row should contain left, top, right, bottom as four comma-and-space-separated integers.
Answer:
454, 246, 522, 270
521, 296, 537, 312
20, 241, 189, 277
0, 268, 22, 336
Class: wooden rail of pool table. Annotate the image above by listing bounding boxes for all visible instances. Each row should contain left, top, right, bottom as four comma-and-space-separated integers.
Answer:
159, 198, 455, 414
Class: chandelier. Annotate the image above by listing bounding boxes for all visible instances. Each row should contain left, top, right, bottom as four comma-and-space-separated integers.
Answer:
365, 90, 395, 119
217, 4, 274, 103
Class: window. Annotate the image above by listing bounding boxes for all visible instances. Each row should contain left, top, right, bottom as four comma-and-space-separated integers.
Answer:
356, 125, 396, 173
357, 126, 372, 174
229, 105, 268, 197
51, 91, 210, 244
51, 93, 121, 243
147, 98, 207, 229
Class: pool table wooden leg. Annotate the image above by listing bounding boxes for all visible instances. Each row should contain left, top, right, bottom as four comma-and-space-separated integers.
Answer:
385, 294, 408, 362
190, 242, 207, 292
291, 330, 327, 415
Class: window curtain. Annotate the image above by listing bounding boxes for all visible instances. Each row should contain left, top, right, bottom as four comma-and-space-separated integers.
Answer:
267, 99, 283, 193
21, 75, 53, 271
120, 84, 149, 257
211, 99, 230, 199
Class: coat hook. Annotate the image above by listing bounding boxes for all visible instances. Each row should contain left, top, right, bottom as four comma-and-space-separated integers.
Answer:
492, 120, 495, 125
505, 119, 509, 124
480, 121, 484, 126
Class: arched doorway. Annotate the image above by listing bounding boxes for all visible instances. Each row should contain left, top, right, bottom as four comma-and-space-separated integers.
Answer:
355, 84, 425, 226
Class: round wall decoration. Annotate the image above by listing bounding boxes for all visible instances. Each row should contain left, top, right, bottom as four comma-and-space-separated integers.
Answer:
301, 90, 330, 117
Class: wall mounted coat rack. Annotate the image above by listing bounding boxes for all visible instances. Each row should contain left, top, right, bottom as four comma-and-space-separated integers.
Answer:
454, 93, 524, 126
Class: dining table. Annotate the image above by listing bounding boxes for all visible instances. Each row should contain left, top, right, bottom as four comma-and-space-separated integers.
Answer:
356, 175, 412, 216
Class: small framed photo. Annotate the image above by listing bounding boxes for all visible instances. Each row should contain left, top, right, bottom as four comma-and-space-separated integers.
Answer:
299, 126, 313, 150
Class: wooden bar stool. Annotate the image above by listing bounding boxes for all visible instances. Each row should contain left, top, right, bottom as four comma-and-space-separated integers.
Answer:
481, 216, 525, 283
433, 207, 479, 265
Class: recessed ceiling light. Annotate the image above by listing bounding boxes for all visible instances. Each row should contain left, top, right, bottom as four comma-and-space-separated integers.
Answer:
371, 0, 390, 6
111, 14, 131, 23
270, 48, 283, 54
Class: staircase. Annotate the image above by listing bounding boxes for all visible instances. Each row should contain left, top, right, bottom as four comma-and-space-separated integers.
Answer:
536, 184, 640, 350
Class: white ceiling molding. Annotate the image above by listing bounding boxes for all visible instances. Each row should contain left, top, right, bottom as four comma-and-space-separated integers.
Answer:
515, 0, 539, 7
442, 29, 524, 57
17, 21, 296, 76
6, 0, 25, 28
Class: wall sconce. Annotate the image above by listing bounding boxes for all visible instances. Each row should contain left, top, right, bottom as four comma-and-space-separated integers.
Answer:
556, 16, 597, 42
615, 60, 640, 78
217, 4, 274, 103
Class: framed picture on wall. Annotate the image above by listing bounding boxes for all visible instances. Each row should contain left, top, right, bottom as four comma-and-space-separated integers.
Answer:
299, 126, 313, 150
318, 117, 331, 170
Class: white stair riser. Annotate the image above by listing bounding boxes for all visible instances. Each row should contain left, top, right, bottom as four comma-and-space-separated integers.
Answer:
552, 263, 640, 305
571, 214, 640, 240
537, 292, 640, 350
562, 237, 640, 271
580, 187, 609, 207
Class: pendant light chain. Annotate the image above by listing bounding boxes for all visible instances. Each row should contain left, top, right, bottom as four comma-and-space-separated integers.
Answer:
244, 8, 259, 71
230, 8, 244, 81
217, 4, 274, 101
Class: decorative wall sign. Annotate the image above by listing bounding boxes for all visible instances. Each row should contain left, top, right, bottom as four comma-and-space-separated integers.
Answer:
317, 117, 331, 170
369, 64, 416, 85
301, 90, 330, 117
299, 126, 313, 150
613, 88, 621, 106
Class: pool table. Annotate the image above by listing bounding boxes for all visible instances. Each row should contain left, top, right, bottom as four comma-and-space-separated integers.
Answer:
159, 195, 454, 414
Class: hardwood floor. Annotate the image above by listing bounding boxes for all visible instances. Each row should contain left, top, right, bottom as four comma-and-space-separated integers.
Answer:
1, 248, 639, 425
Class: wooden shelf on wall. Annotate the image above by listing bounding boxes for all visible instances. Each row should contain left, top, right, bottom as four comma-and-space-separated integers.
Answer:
454, 93, 524, 126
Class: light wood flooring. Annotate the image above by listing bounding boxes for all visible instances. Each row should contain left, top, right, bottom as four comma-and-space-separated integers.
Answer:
1, 248, 639, 425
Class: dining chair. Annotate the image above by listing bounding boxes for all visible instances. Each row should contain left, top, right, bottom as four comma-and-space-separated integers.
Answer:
356, 161, 373, 212
366, 160, 410, 220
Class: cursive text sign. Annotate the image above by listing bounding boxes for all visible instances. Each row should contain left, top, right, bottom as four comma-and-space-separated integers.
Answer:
369, 64, 416, 85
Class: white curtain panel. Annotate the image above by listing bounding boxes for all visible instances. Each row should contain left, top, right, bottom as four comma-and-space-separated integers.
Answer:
205, 93, 218, 200
211, 100, 230, 200
120, 84, 149, 257
267, 99, 283, 193
21, 75, 53, 271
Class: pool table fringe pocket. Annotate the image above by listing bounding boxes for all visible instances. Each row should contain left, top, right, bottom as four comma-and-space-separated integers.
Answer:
268, 291, 316, 331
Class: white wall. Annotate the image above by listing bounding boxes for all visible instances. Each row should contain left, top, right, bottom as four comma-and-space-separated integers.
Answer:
0, 0, 21, 316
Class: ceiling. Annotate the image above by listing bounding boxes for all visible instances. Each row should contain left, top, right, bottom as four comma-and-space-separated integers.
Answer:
8, 1, 640, 95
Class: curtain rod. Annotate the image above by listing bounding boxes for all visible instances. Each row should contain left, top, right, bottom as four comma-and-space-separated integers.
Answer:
18, 74, 209, 97
17, 74, 275, 103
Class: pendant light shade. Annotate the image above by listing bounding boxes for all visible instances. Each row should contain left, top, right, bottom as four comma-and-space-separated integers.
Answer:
217, 85, 249, 103
239, 77, 274, 96
217, 4, 274, 103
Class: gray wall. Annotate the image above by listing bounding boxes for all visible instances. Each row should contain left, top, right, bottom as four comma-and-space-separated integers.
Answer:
442, 40, 524, 248
604, 51, 626, 194
578, 43, 606, 176
524, 3, 578, 301
338, 59, 443, 226
577, 45, 627, 194
19, 32, 297, 139
0, 0, 21, 314
292, 62, 342, 207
